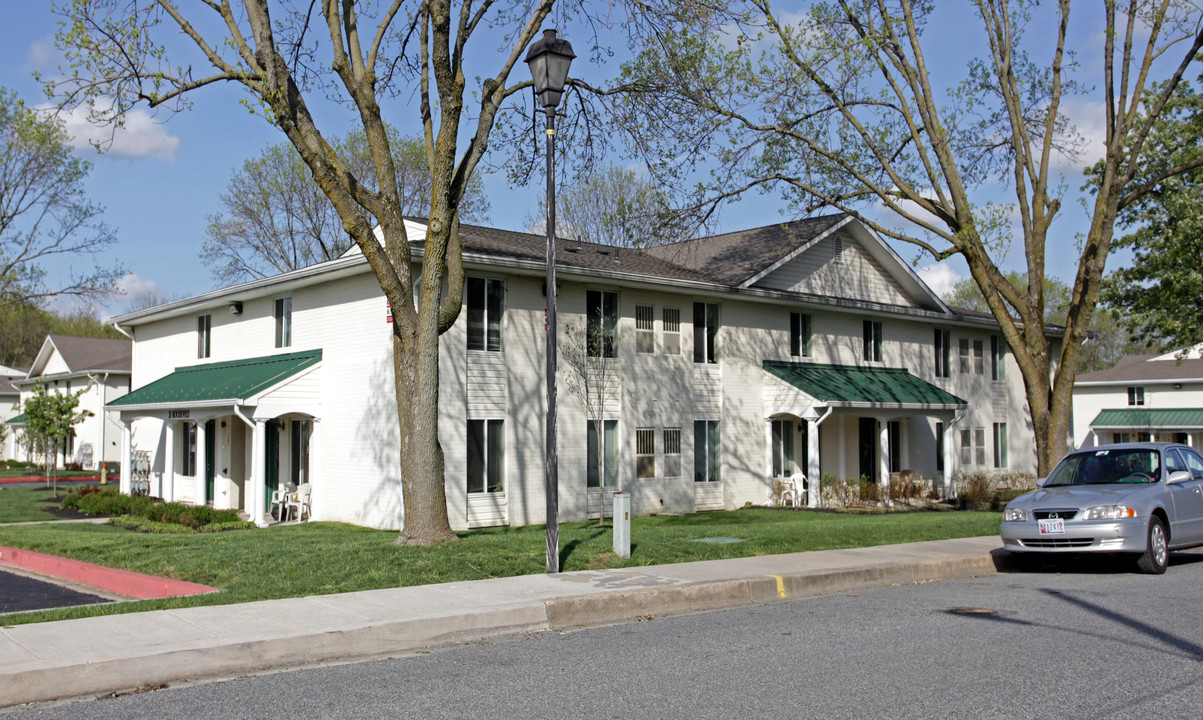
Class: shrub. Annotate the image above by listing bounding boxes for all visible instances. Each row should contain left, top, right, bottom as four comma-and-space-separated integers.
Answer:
64, 462, 83, 471
60, 488, 252, 531
821, 472, 856, 508
960, 471, 993, 505
858, 477, 881, 504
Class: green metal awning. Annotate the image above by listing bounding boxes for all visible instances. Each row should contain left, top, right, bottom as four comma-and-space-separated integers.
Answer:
6, 413, 26, 425
109, 350, 321, 409
1090, 408, 1203, 430
764, 361, 966, 408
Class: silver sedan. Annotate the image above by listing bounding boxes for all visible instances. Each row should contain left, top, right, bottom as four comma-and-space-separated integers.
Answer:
1000, 443, 1203, 573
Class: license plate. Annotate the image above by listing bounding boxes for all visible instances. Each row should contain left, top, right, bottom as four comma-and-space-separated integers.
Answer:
1038, 518, 1065, 535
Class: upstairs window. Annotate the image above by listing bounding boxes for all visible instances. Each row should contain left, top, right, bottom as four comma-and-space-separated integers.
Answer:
991, 335, 1006, 381
662, 308, 681, 355
1128, 386, 1145, 406
197, 314, 211, 359
973, 339, 984, 374
934, 329, 950, 378
635, 305, 655, 354
862, 320, 882, 362
274, 297, 292, 348
693, 302, 719, 364
587, 290, 618, 358
958, 338, 970, 373
790, 313, 812, 358
467, 277, 505, 352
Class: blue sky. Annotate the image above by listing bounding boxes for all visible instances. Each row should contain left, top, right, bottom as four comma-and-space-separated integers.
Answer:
0, 3, 1150, 318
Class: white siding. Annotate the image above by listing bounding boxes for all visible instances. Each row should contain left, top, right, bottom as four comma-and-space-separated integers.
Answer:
755, 234, 912, 307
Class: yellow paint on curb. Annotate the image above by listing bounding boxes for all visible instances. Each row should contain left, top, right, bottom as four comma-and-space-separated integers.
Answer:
767, 574, 787, 599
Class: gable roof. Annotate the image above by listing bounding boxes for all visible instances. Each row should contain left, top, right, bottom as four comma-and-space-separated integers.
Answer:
27, 335, 131, 379
109, 350, 321, 409
1076, 350, 1203, 385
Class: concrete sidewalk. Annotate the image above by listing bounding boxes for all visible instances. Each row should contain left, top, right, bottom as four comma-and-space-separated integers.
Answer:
0, 536, 1007, 708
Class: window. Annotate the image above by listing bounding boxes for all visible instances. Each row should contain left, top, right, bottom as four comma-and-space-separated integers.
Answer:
771, 419, 795, 478
663, 428, 682, 477
694, 420, 720, 482
1127, 386, 1145, 406
993, 422, 1008, 468
958, 338, 970, 373
934, 329, 951, 378
663, 308, 681, 355
991, 336, 1006, 381
587, 290, 618, 358
274, 297, 292, 348
587, 420, 618, 487
790, 313, 812, 358
960, 427, 986, 466
973, 340, 984, 374
467, 277, 505, 352
291, 419, 311, 485
197, 314, 211, 359
693, 302, 719, 363
936, 421, 945, 472
182, 422, 197, 476
1180, 448, 1203, 480
888, 420, 901, 473
833, 235, 845, 263
467, 419, 504, 493
862, 321, 882, 362
635, 305, 655, 354
1113, 432, 1132, 444
636, 428, 656, 478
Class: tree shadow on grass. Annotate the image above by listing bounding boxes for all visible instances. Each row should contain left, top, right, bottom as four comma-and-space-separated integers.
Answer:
559, 528, 606, 571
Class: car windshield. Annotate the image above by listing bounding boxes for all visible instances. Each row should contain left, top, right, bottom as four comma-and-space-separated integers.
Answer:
1044, 449, 1162, 487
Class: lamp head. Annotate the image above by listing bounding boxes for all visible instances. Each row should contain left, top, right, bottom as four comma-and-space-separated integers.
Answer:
525, 29, 576, 110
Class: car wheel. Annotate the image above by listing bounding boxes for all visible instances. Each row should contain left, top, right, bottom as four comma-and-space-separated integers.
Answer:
1135, 517, 1169, 574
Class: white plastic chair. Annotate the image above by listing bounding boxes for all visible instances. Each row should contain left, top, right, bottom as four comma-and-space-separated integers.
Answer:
781, 473, 806, 507
285, 483, 312, 522
270, 481, 296, 522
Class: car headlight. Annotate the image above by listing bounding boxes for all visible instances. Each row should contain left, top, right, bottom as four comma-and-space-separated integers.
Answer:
1082, 504, 1137, 520
1004, 507, 1028, 522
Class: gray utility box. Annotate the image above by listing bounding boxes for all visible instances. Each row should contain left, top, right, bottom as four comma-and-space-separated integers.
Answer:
612, 492, 631, 558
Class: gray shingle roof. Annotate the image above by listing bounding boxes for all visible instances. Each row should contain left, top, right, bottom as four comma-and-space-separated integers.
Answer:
642, 215, 850, 286
1077, 353, 1203, 383
45, 335, 132, 374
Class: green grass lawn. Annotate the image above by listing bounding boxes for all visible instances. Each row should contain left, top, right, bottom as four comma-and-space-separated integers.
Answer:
0, 486, 81, 523
0, 506, 1001, 626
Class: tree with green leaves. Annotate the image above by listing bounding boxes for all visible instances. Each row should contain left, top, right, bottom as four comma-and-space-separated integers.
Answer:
945, 273, 1142, 373
48, 0, 568, 544
608, 0, 1203, 474
203, 127, 491, 285
1101, 77, 1203, 353
0, 87, 123, 309
22, 380, 92, 497
0, 302, 124, 368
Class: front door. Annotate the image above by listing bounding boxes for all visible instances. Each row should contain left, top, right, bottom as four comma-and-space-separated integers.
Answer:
204, 419, 216, 504
858, 417, 877, 484
264, 419, 280, 512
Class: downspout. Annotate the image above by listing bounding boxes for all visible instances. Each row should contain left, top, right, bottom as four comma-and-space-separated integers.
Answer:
110, 323, 133, 340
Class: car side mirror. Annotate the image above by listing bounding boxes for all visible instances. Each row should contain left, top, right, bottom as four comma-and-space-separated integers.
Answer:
1035, 477, 1047, 488
1167, 470, 1192, 485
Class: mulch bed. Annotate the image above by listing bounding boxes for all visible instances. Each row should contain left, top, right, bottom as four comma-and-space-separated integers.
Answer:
37, 499, 102, 521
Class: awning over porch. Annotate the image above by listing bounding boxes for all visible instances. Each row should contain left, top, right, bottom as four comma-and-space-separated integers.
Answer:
6, 413, 26, 425
1090, 408, 1203, 431
109, 350, 322, 411
763, 361, 966, 409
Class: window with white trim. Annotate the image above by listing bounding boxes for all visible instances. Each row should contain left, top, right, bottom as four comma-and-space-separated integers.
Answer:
693, 302, 718, 364
663, 428, 682, 477
694, 420, 720, 482
635, 305, 655, 354
790, 313, 812, 358
587, 290, 618, 358
467, 277, 505, 352
467, 419, 504, 493
993, 422, 1008, 468
636, 427, 656, 479
587, 420, 618, 487
862, 320, 882, 362
991, 335, 1006, 381
771, 419, 795, 478
663, 308, 680, 355
934, 329, 950, 378
197, 315, 211, 359
274, 297, 292, 348
1127, 386, 1145, 406
973, 339, 984, 374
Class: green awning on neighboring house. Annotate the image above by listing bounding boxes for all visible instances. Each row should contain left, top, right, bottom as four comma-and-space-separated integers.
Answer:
1090, 408, 1203, 430
109, 350, 321, 408
764, 361, 966, 408
6, 413, 26, 425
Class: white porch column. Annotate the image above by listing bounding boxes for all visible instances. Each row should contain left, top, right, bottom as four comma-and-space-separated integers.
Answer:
943, 422, 957, 500
251, 420, 267, 527
900, 421, 910, 470
807, 418, 820, 508
163, 422, 176, 502
119, 420, 132, 495
878, 419, 891, 506
195, 419, 208, 506
837, 418, 847, 482
764, 419, 775, 503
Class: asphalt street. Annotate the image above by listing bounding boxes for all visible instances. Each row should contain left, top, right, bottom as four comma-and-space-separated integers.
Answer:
10, 551, 1203, 719
0, 570, 110, 615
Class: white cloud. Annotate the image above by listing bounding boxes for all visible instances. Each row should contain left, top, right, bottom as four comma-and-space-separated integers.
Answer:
24, 40, 51, 69
1050, 98, 1107, 172
115, 272, 165, 299
53, 105, 181, 161
916, 262, 964, 297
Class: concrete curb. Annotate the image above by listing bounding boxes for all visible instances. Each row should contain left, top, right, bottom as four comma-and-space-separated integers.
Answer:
0, 540, 1004, 708
0, 546, 218, 600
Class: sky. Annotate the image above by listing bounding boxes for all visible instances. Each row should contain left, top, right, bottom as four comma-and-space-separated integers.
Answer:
0, 3, 1159, 319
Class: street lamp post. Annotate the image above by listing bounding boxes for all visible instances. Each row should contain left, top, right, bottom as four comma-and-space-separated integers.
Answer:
525, 29, 575, 574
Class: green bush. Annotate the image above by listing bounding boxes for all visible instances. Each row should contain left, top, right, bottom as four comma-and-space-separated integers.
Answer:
60, 488, 252, 532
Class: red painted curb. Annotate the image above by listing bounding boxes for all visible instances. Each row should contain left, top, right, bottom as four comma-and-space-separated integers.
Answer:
0, 476, 107, 484
0, 546, 218, 600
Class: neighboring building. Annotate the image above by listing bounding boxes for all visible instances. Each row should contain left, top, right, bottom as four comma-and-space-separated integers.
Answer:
1073, 345, 1203, 449
107, 214, 1038, 530
0, 365, 24, 462
10, 336, 132, 469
